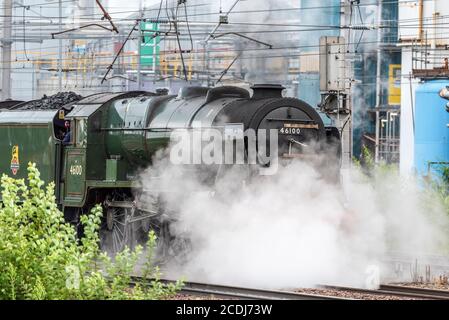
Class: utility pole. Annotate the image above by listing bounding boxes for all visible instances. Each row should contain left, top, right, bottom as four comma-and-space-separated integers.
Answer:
335, 0, 353, 168
58, 0, 63, 91
1, 0, 13, 100
375, 0, 383, 163
137, 0, 143, 89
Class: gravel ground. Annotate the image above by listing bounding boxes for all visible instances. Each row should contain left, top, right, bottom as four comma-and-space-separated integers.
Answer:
294, 288, 415, 300
389, 282, 449, 290
168, 283, 449, 300
169, 294, 227, 300
169, 289, 416, 300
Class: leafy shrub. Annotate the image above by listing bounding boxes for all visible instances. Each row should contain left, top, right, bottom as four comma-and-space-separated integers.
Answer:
0, 163, 182, 300
358, 145, 375, 174
426, 165, 449, 216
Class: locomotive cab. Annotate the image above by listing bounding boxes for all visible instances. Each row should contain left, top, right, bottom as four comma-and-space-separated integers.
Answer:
0, 108, 75, 203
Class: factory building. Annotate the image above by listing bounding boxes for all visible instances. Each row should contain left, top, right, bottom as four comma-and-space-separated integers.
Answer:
399, 0, 449, 176
352, 0, 401, 163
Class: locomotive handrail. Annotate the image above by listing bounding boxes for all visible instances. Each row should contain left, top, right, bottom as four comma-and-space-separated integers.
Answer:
266, 118, 316, 123
100, 125, 239, 132
100, 127, 173, 132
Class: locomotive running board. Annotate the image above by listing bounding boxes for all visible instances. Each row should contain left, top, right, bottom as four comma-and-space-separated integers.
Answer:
281, 153, 318, 159
104, 200, 160, 219
104, 200, 135, 208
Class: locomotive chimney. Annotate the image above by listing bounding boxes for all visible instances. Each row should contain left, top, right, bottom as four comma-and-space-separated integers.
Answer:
251, 84, 285, 99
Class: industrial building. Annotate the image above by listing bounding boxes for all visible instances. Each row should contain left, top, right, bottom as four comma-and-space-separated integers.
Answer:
398, 0, 449, 176
2, 0, 449, 176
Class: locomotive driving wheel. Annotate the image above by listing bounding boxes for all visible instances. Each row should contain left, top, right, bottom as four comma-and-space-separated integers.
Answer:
142, 216, 191, 266
140, 194, 161, 233
101, 205, 135, 255
136, 194, 192, 265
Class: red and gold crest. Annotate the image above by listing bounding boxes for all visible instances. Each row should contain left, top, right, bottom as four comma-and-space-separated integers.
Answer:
10, 145, 20, 175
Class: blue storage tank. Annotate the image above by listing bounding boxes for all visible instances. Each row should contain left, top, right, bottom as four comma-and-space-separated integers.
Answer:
414, 80, 449, 176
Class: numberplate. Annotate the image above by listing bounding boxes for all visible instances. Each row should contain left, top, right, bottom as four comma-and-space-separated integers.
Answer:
279, 122, 318, 135
279, 127, 301, 135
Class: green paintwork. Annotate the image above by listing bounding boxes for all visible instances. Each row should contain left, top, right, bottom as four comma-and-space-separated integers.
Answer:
0, 91, 233, 208
63, 147, 86, 206
104, 97, 173, 168
0, 110, 60, 202
106, 159, 117, 181
106, 159, 127, 181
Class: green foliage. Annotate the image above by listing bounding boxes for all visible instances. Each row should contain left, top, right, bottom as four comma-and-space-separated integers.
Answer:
359, 145, 375, 174
353, 146, 399, 178
441, 166, 449, 188
352, 156, 361, 168
427, 165, 449, 215
0, 162, 183, 300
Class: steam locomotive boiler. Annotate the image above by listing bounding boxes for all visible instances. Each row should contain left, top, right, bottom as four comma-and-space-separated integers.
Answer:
0, 84, 341, 255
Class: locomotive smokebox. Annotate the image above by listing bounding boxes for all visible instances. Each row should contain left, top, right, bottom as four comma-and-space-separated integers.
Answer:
251, 84, 285, 99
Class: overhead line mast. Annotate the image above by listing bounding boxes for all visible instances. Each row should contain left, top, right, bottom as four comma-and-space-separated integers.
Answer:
1, 0, 12, 99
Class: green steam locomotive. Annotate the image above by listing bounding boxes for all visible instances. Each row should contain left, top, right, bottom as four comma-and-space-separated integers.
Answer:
0, 85, 341, 255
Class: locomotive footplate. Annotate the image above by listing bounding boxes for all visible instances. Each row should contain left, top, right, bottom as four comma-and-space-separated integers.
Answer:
281, 153, 318, 159
104, 199, 159, 223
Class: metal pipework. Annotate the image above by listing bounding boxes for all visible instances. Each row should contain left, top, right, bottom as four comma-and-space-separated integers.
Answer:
418, 0, 424, 41
374, 0, 383, 163
439, 86, 449, 100
439, 86, 449, 114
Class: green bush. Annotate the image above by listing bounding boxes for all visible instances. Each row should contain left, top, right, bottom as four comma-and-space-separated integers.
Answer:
0, 163, 182, 300
428, 165, 449, 216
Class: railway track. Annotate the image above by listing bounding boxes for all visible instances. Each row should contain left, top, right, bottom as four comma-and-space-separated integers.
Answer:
319, 284, 449, 300
380, 284, 449, 299
130, 277, 349, 300
177, 281, 352, 300
131, 276, 449, 300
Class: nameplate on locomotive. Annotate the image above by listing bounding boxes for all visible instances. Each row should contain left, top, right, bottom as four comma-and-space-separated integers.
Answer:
279, 123, 318, 135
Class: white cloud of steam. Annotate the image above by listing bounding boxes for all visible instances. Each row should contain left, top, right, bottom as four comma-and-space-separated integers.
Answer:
138, 149, 449, 289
